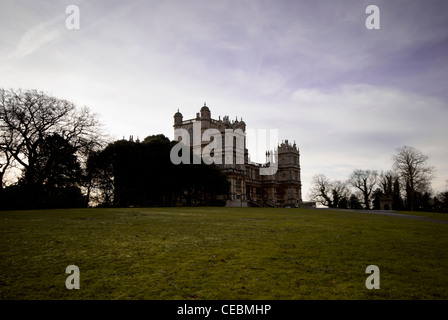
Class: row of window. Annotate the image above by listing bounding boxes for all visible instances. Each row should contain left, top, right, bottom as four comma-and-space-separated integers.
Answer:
246, 169, 300, 181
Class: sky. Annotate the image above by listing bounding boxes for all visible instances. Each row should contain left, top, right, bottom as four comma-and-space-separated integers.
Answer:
1, 0, 447, 200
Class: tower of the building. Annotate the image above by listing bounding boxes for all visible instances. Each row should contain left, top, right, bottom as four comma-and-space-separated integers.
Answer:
200, 102, 211, 119
171, 103, 304, 208
174, 109, 183, 127
200, 103, 211, 129
277, 140, 302, 205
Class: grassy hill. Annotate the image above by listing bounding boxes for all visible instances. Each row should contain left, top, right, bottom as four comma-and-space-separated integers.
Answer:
1, 207, 447, 299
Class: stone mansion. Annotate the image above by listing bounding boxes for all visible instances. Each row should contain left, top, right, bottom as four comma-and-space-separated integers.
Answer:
173, 103, 303, 208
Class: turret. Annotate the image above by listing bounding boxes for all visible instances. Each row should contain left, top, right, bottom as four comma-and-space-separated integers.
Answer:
200, 102, 211, 120
200, 102, 211, 129
174, 109, 183, 126
237, 117, 246, 132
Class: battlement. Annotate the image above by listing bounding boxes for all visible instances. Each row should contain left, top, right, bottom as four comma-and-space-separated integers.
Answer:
174, 103, 246, 132
278, 139, 299, 152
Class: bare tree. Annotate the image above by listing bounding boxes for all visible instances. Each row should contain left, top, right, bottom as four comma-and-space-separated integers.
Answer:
309, 174, 348, 208
348, 169, 378, 210
0, 88, 105, 187
0, 150, 12, 188
379, 170, 396, 195
331, 180, 349, 208
378, 170, 403, 210
309, 174, 333, 207
392, 146, 435, 211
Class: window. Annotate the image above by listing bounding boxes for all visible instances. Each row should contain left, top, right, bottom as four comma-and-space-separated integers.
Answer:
188, 128, 193, 144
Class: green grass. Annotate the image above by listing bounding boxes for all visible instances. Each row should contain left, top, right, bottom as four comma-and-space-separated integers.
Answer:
1, 207, 447, 300
396, 210, 448, 222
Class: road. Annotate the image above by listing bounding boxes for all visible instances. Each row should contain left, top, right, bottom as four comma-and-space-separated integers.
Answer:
314, 208, 448, 225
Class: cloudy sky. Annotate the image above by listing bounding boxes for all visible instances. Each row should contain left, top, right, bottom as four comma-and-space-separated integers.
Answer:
1, 0, 447, 199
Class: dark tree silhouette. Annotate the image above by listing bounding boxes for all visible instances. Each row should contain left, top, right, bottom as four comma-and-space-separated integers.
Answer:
348, 169, 378, 210
0, 88, 104, 186
309, 174, 348, 208
1, 134, 85, 209
392, 146, 435, 211
86, 135, 230, 207
0, 88, 104, 209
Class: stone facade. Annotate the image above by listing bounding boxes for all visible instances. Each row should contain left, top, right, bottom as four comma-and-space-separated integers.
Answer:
379, 195, 394, 210
173, 104, 302, 207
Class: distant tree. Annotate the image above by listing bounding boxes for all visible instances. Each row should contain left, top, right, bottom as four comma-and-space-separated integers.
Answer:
85, 148, 114, 207
435, 191, 448, 213
33, 134, 82, 188
347, 169, 378, 210
392, 146, 435, 211
309, 174, 348, 208
418, 192, 433, 212
87, 135, 230, 207
337, 196, 349, 209
38, 134, 85, 208
372, 188, 383, 210
0, 88, 104, 190
348, 193, 363, 209
142, 134, 171, 145
379, 171, 395, 195
1, 133, 85, 209
0, 109, 18, 188
309, 174, 333, 207
392, 176, 404, 210
0, 146, 13, 189
378, 170, 403, 210
331, 180, 349, 208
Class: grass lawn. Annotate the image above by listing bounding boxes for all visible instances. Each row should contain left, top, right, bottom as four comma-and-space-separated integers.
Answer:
1, 207, 447, 300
